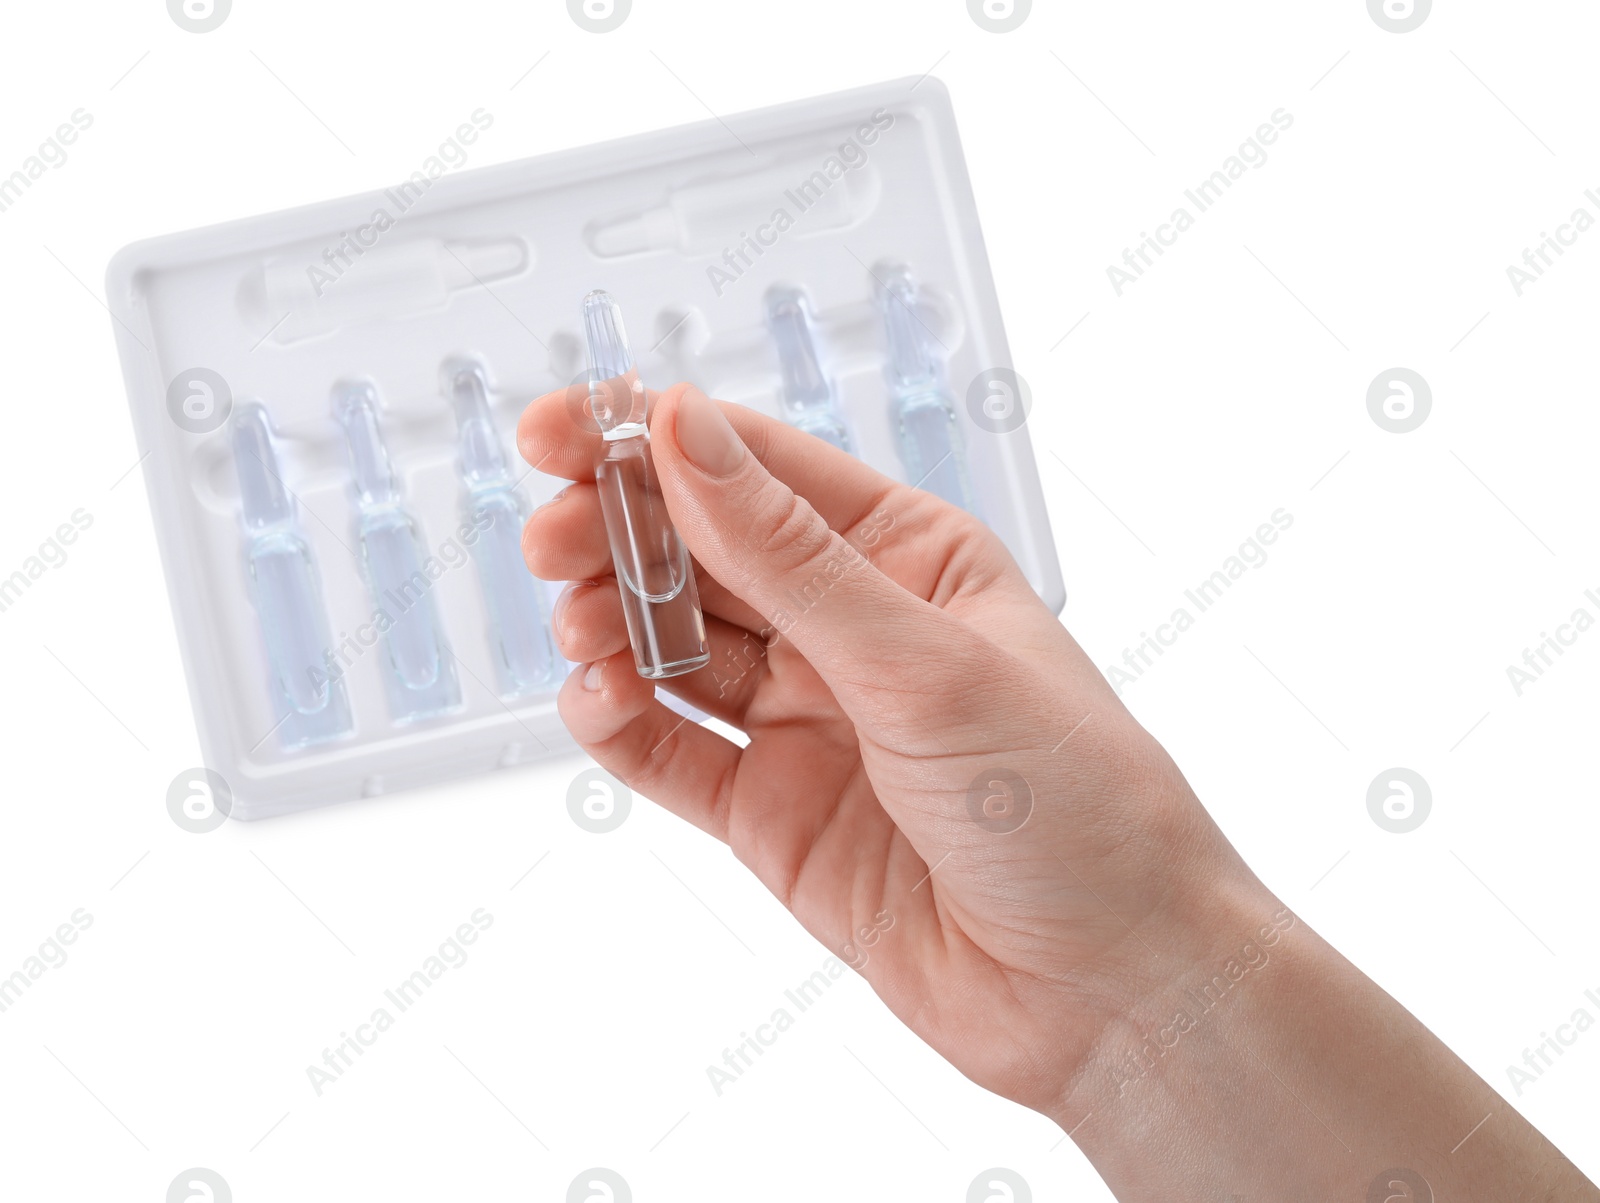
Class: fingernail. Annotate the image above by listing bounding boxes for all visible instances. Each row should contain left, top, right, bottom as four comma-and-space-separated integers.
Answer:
675, 388, 746, 477
554, 579, 598, 634
582, 660, 605, 691
533, 486, 571, 518
551, 584, 576, 635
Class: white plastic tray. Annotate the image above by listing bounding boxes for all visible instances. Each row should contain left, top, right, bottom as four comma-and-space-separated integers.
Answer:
106, 76, 1063, 819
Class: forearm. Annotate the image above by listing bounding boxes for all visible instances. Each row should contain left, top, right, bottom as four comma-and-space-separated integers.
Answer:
1052, 873, 1597, 1202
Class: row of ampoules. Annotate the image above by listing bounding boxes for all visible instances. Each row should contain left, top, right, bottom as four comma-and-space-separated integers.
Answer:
766, 264, 974, 513
231, 359, 557, 751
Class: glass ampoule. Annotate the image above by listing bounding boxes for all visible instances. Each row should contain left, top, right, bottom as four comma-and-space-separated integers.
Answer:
333, 381, 460, 722
581, 290, 710, 679
878, 265, 976, 513
765, 286, 851, 451
446, 359, 560, 697
231, 401, 353, 749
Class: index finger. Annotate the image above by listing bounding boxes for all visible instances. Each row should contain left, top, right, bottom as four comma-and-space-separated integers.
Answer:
516, 378, 604, 482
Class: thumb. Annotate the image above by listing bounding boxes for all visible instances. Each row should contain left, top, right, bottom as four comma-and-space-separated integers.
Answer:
651, 385, 978, 695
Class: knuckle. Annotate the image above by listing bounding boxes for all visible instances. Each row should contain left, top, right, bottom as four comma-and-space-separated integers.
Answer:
624, 725, 678, 791
949, 507, 996, 548
747, 484, 835, 572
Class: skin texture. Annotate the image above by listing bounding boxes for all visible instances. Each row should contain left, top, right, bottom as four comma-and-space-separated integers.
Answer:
518, 382, 1598, 1201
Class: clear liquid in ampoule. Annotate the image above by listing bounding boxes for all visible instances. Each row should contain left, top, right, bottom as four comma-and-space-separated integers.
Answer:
583, 290, 710, 679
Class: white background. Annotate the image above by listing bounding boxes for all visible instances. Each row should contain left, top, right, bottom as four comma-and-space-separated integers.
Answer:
2, 1, 1597, 1199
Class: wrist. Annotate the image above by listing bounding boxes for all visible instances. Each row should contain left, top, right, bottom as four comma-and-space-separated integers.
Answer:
1043, 852, 1290, 1132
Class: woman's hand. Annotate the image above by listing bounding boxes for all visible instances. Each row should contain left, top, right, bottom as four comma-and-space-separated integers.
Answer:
518, 382, 1245, 1116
